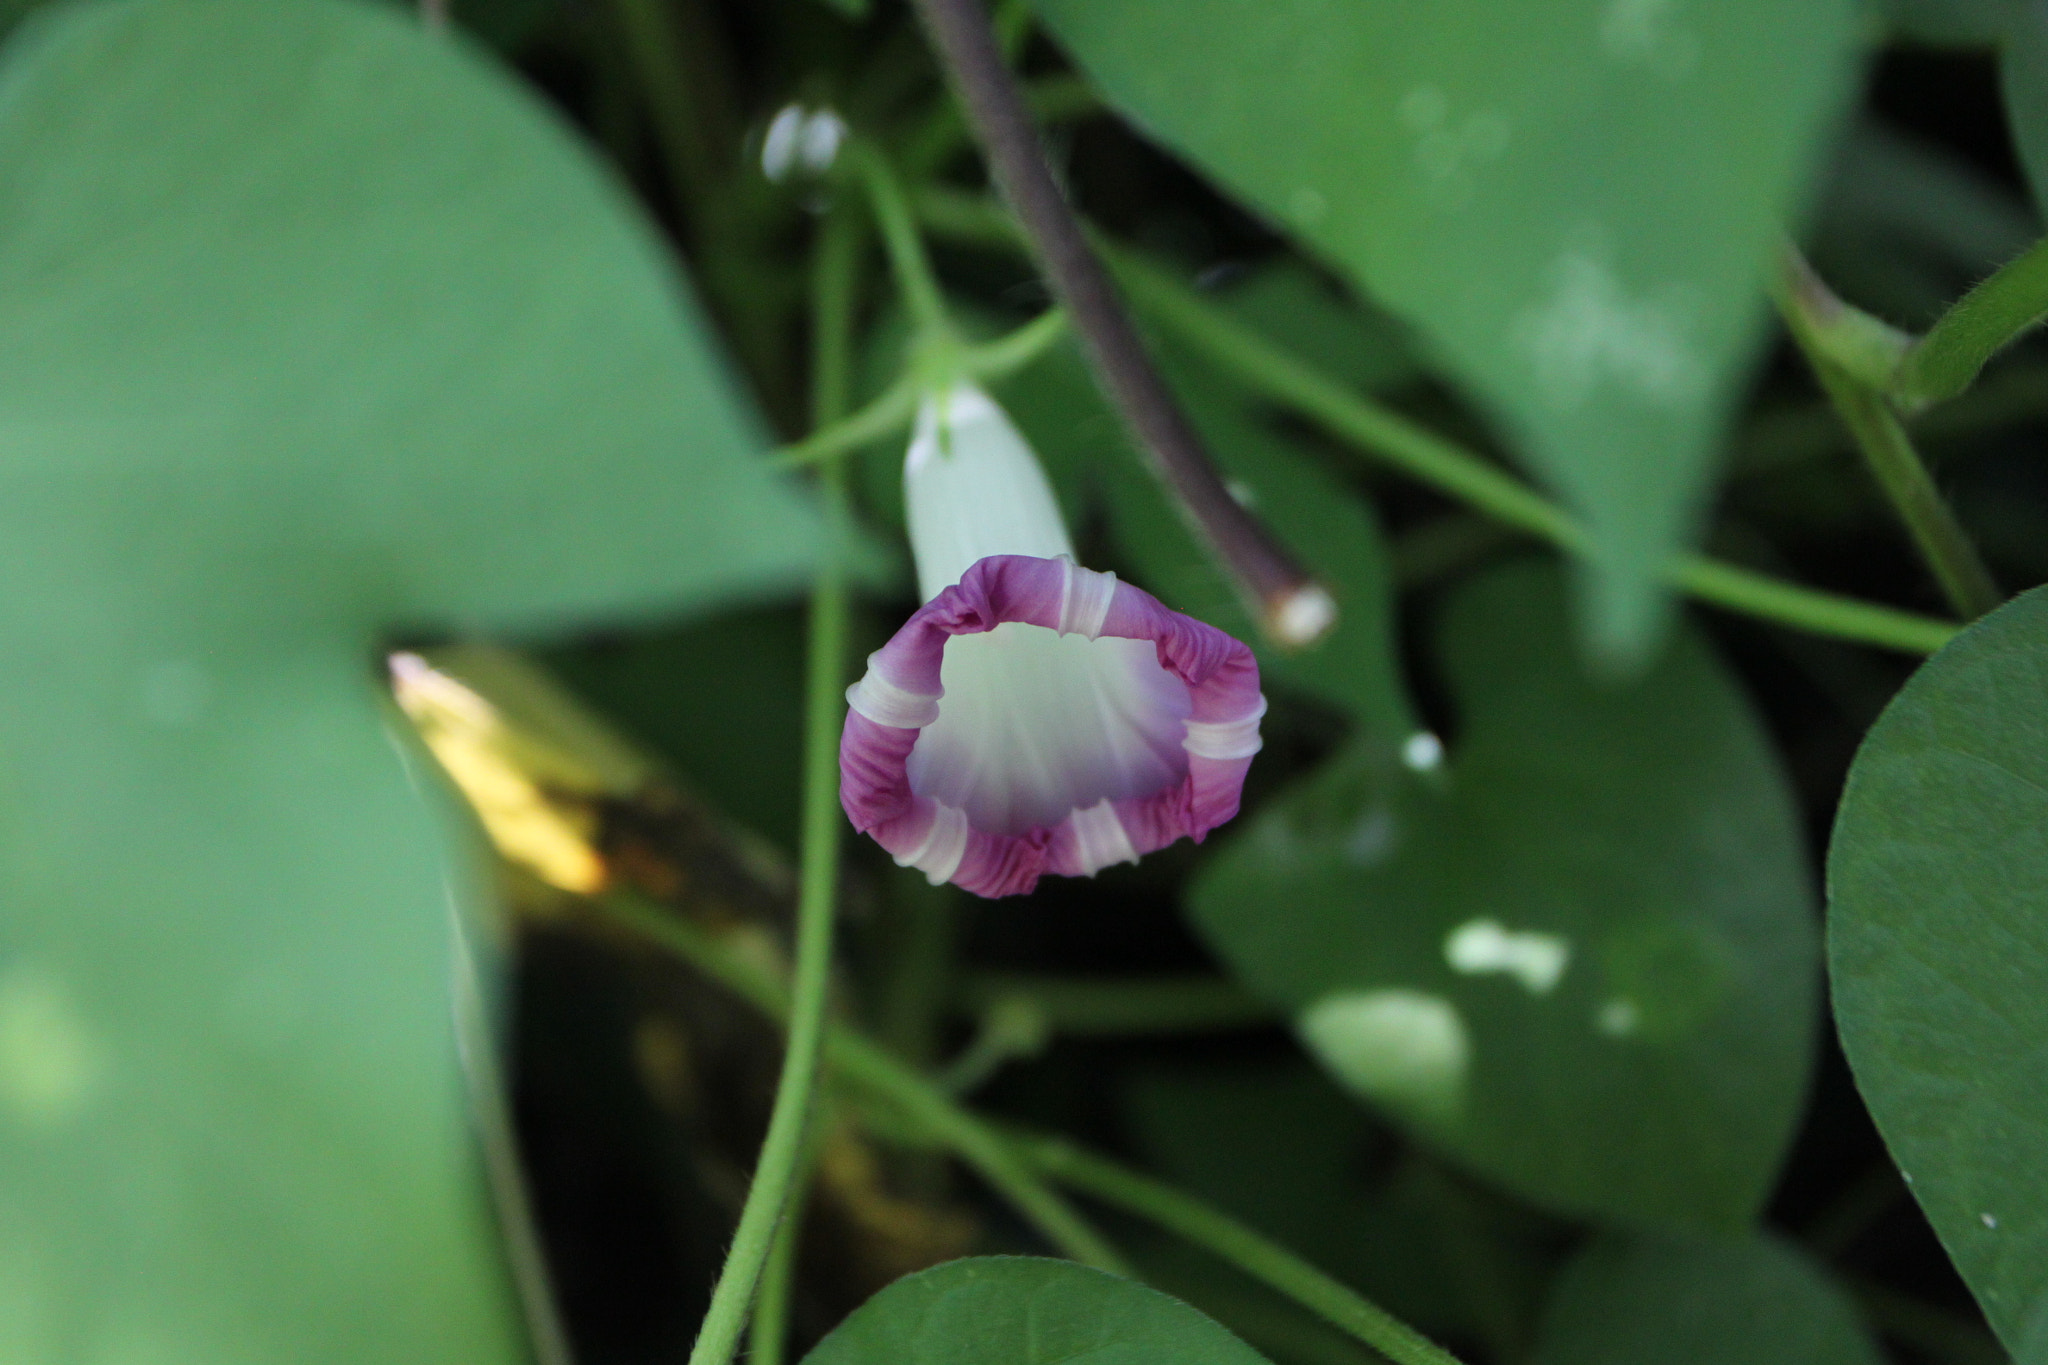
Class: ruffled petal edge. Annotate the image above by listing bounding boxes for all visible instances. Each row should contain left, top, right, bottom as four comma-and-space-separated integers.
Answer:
839, 554, 1264, 898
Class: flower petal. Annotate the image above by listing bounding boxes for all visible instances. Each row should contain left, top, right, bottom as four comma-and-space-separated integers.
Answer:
907, 624, 1192, 837
840, 554, 1264, 898
904, 384, 1073, 601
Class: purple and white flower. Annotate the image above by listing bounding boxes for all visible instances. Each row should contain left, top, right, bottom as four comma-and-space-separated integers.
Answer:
839, 383, 1265, 898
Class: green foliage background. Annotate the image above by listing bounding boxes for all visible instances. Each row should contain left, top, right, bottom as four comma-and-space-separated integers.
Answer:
1, 0, 2045, 1363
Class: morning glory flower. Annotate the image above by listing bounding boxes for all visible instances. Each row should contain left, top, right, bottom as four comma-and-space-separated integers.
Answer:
840, 383, 1265, 898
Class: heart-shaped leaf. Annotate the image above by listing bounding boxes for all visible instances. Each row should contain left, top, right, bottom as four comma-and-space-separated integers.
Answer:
802, 1258, 1274, 1365
1828, 585, 2048, 1352
1530, 1231, 1883, 1365
0, 1, 817, 1360
1035, 0, 1860, 659
1191, 563, 1818, 1230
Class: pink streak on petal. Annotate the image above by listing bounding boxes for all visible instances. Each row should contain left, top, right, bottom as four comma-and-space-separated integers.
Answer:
840, 554, 1264, 899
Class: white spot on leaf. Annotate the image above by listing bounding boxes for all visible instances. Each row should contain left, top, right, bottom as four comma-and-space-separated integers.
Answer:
1401, 732, 1444, 773
1601, 0, 1700, 78
1397, 83, 1511, 208
1289, 186, 1328, 225
1445, 918, 1570, 994
1344, 806, 1399, 866
1514, 244, 1706, 412
1298, 989, 1468, 1124
0, 963, 105, 1129
1598, 997, 1641, 1037
1982, 1212, 1999, 1230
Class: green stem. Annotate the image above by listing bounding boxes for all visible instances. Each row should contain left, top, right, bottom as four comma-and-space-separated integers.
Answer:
1008, 1132, 1467, 1365
1736, 358, 2048, 478
1667, 557, 1958, 652
745, 1129, 817, 1365
1821, 365, 1998, 620
600, 895, 1132, 1275
774, 372, 921, 471
910, 187, 1965, 654
746, 200, 868, 1365
684, 211, 860, 1365
851, 142, 951, 340
1780, 265, 2002, 620
772, 308, 1067, 469
834, 1036, 1131, 1275
964, 305, 1068, 379
937, 996, 1050, 1094
604, 891, 1488, 1364
1775, 247, 1911, 393
597, 891, 1469, 1365
1897, 234, 2048, 411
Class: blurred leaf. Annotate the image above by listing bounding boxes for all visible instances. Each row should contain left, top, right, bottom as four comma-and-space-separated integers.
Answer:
2000, 9, 2048, 216
802, 1257, 1274, 1365
1036, 0, 1860, 660
1828, 585, 2048, 1353
1529, 1231, 1883, 1365
1190, 562, 1818, 1231
0, 0, 817, 1360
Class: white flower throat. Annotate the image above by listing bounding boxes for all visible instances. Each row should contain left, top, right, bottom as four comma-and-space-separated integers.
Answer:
901, 386, 1192, 836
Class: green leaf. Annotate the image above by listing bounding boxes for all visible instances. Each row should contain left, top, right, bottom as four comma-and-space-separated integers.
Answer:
1828, 585, 2048, 1352
801, 1257, 1275, 1365
0, 1, 817, 1361
2000, 11, 2048, 216
1529, 1231, 1884, 1365
1034, 0, 1860, 659
1190, 562, 1818, 1231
